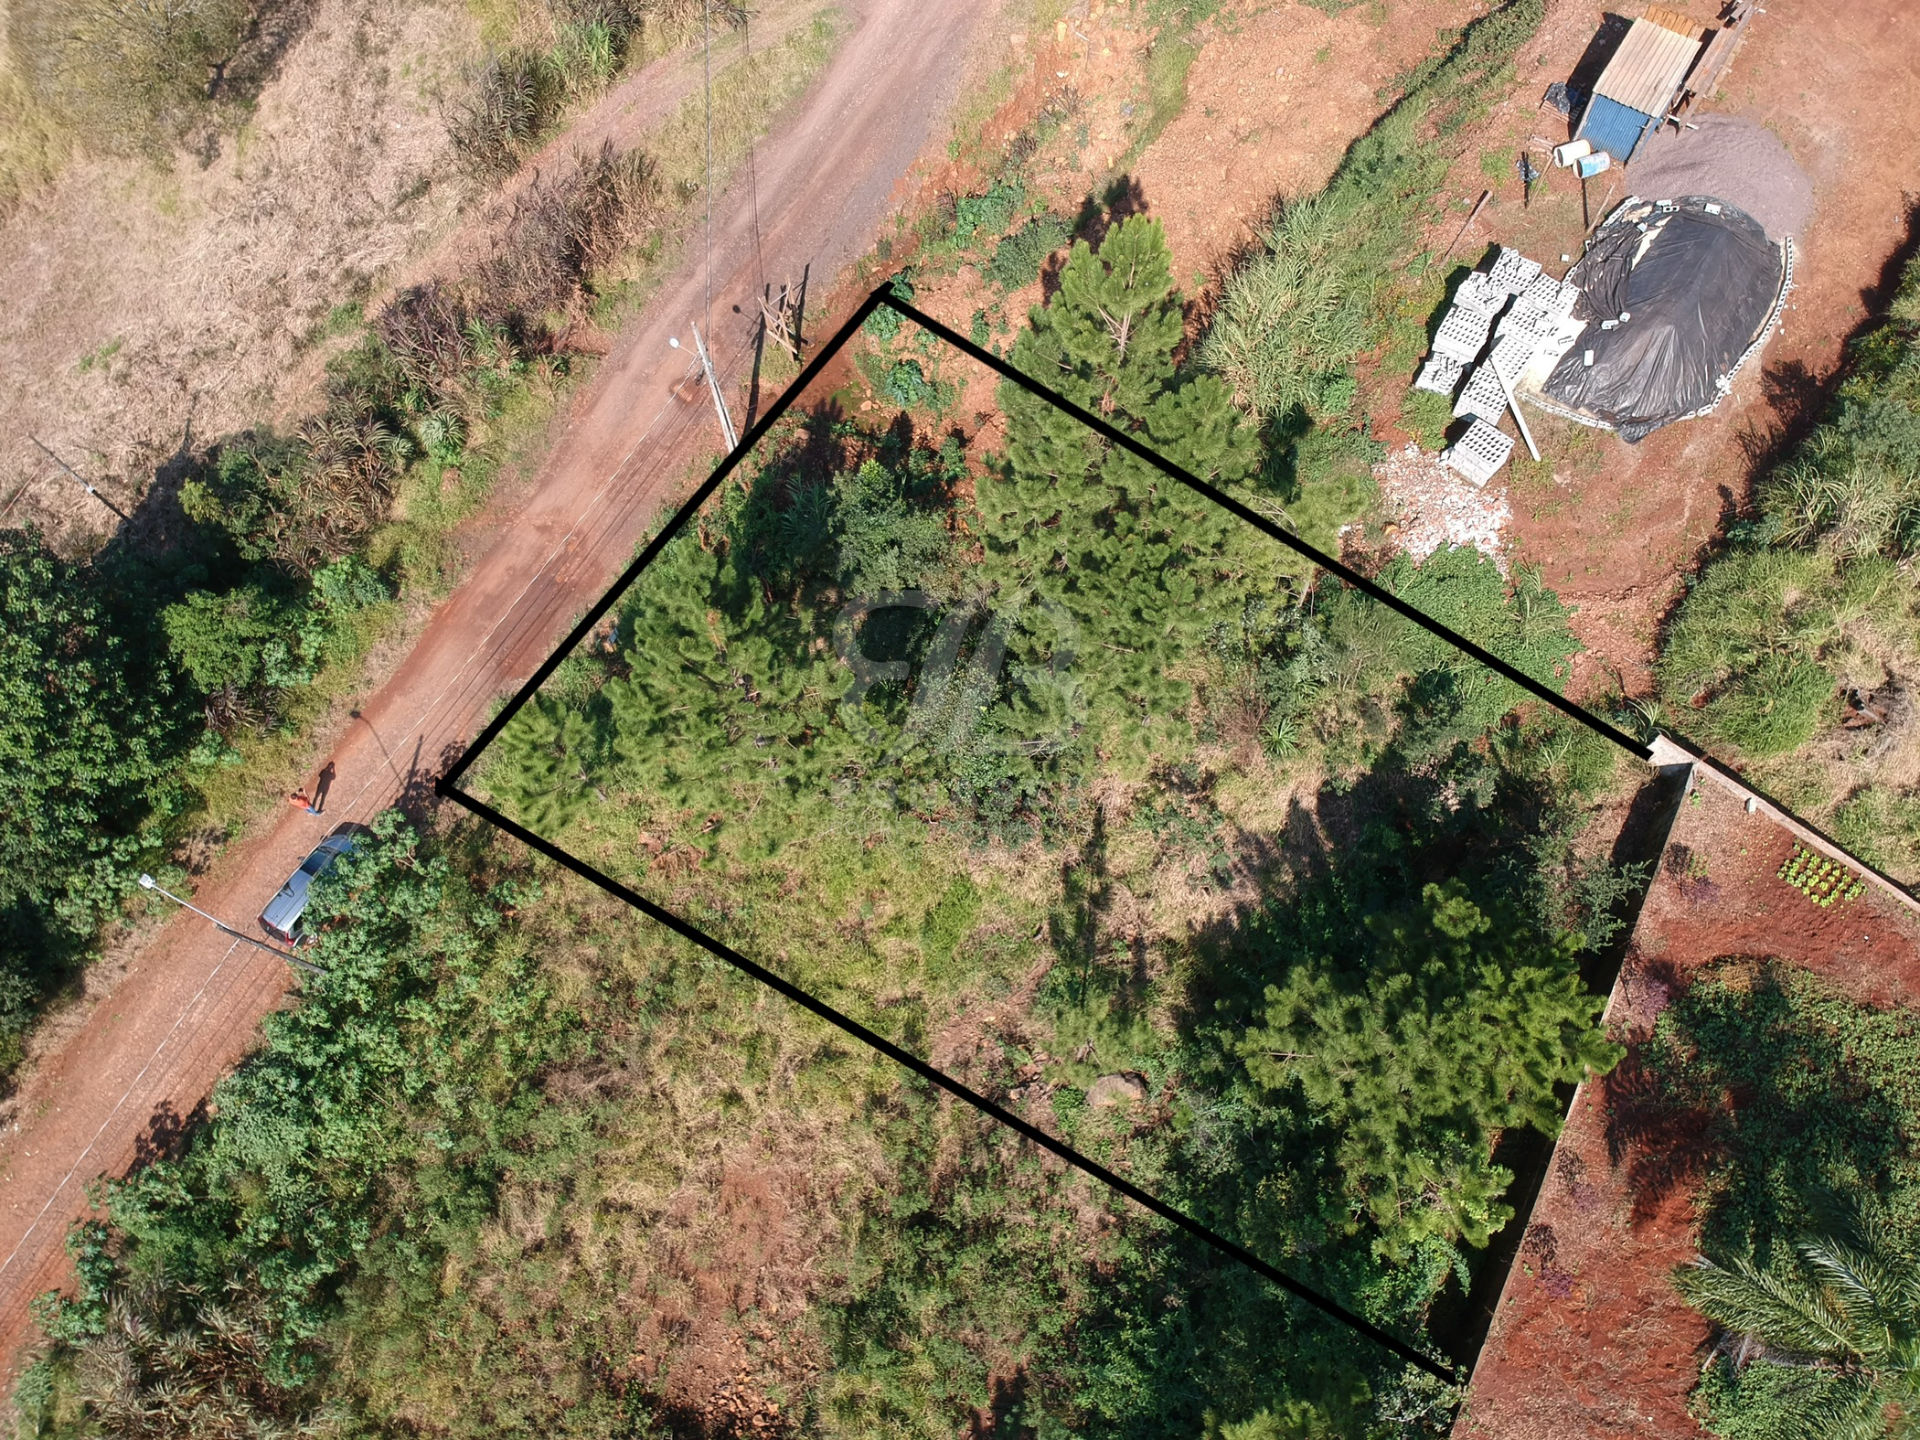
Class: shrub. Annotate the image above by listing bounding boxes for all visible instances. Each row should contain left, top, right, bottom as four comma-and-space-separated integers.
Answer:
481, 141, 662, 316
883, 359, 931, 407
446, 50, 556, 175
986, 214, 1071, 289
1701, 654, 1834, 757
162, 583, 323, 730
953, 178, 1024, 244
1400, 389, 1454, 451
182, 418, 407, 578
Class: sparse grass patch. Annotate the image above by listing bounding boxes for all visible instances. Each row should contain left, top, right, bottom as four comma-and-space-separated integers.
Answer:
1400, 389, 1454, 452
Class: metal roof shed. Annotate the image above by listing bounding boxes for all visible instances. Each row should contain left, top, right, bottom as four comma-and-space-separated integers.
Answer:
1576, 14, 1704, 160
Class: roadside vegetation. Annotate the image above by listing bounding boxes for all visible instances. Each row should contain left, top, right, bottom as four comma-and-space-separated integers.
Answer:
0, 9, 839, 1090
1654, 250, 1920, 881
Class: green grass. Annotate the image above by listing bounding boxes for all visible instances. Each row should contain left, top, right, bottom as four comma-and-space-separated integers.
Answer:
73, 337, 122, 374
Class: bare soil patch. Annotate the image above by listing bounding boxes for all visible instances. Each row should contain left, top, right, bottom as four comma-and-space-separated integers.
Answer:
1134, 0, 1485, 285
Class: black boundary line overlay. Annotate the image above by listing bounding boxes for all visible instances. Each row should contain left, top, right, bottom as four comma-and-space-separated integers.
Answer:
430, 279, 1684, 1389
884, 294, 1654, 762
439, 779, 1459, 1384
443, 288, 893, 790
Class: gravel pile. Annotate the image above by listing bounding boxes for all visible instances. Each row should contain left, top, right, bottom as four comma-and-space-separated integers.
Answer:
1367, 444, 1512, 568
1627, 115, 1814, 241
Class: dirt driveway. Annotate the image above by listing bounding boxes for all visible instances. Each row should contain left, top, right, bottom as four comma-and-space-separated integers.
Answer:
0, 0, 993, 1371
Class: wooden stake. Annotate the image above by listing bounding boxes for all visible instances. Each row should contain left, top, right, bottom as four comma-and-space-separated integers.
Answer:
1491, 360, 1541, 463
1440, 189, 1492, 264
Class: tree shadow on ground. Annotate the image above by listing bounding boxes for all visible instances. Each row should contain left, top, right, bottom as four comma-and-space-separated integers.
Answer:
132, 1097, 212, 1169
1603, 957, 1907, 1262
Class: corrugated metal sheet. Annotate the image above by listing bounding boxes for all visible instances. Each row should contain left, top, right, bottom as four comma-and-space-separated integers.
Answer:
1578, 93, 1657, 161
1591, 17, 1701, 118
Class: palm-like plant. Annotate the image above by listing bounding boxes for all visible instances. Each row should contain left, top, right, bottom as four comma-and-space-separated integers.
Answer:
1675, 1221, 1920, 1440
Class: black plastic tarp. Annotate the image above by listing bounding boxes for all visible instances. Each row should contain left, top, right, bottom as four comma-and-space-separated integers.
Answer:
1543, 196, 1785, 442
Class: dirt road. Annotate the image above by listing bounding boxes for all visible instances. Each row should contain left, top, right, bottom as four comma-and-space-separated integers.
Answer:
0, 0, 991, 1369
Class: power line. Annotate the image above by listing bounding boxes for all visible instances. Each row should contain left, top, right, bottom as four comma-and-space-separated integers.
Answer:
704, 0, 714, 336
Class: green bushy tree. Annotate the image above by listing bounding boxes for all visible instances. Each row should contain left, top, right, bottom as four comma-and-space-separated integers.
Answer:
1238, 881, 1619, 1257
162, 583, 323, 718
0, 529, 186, 1026
55, 814, 559, 1370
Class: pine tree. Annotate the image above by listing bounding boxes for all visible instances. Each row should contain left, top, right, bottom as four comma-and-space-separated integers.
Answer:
489, 695, 597, 834
1239, 881, 1621, 1257
985, 216, 1261, 767
600, 533, 851, 837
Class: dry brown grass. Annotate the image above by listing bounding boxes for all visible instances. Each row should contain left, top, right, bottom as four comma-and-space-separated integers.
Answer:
0, 0, 827, 551
0, 0, 479, 548
0, 38, 66, 215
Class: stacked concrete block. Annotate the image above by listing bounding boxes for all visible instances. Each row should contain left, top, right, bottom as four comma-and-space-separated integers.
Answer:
1487, 247, 1543, 296
1452, 271, 1506, 315
1497, 295, 1555, 341
1489, 332, 1541, 384
1415, 352, 1466, 397
1452, 364, 1510, 424
1524, 272, 1579, 317
1442, 418, 1515, 487
1433, 304, 1496, 363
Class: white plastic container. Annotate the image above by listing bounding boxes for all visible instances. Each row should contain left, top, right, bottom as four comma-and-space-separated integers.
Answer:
1574, 152, 1612, 180
1552, 138, 1592, 169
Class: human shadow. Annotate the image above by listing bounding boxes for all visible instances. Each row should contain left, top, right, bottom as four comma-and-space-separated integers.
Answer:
132, 1097, 212, 1169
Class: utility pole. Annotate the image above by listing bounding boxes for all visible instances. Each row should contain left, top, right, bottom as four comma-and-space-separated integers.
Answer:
137, 874, 328, 977
29, 435, 131, 524
703, 0, 713, 335
687, 320, 738, 451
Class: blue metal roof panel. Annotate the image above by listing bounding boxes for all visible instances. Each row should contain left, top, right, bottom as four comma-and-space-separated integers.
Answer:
1578, 94, 1658, 162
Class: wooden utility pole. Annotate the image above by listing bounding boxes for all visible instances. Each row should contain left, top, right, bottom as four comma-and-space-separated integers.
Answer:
688, 320, 738, 451
1440, 189, 1493, 264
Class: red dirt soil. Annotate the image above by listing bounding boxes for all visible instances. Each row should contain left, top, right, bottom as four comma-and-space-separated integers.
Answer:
1398, 0, 1920, 698
0, 0, 996, 1375
1459, 772, 1920, 1440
